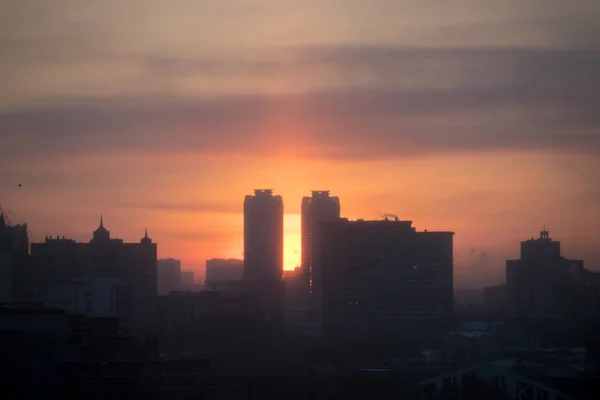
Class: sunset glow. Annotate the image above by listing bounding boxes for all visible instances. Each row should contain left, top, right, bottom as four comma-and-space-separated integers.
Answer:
1, 0, 599, 286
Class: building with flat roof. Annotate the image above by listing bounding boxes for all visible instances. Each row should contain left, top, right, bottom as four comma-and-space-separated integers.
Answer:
243, 189, 283, 282
205, 258, 243, 290
319, 218, 454, 346
301, 190, 340, 322
157, 258, 181, 295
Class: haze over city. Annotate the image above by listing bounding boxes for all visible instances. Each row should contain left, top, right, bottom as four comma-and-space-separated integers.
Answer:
2, 0, 599, 287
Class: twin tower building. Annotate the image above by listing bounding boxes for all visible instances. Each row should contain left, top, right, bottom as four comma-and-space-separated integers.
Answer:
243, 189, 339, 291
243, 189, 455, 344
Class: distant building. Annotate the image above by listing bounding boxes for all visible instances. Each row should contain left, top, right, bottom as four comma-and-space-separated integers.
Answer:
319, 218, 454, 346
0, 212, 31, 303
483, 284, 507, 315
157, 258, 181, 295
179, 270, 194, 291
205, 258, 243, 290
506, 229, 588, 319
243, 189, 283, 282
301, 190, 340, 322
30, 217, 157, 337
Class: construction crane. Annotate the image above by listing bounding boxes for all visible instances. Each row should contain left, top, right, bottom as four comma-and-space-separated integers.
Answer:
0, 204, 42, 244
0, 205, 15, 226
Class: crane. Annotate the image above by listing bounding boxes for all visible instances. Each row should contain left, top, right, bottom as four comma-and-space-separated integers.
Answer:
0, 205, 14, 226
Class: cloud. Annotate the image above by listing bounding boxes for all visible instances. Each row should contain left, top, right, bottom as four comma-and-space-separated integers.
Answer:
1, 46, 599, 160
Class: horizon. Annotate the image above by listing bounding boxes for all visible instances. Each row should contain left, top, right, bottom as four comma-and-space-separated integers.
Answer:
1, 195, 595, 288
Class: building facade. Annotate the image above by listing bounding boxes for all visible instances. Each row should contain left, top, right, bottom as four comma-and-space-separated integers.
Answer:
30, 218, 157, 337
301, 191, 340, 323
506, 229, 587, 319
205, 258, 243, 290
319, 218, 454, 346
157, 258, 181, 295
243, 189, 284, 282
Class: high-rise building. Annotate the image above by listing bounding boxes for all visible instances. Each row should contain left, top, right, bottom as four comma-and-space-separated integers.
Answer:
157, 258, 181, 295
301, 190, 340, 293
301, 191, 340, 325
319, 218, 454, 346
506, 229, 587, 319
30, 217, 157, 337
243, 189, 283, 282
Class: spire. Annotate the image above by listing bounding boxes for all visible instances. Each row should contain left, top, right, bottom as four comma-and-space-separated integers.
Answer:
0, 212, 4, 228
141, 228, 152, 244
540, 224, 550, 240
92, 214, 110, 241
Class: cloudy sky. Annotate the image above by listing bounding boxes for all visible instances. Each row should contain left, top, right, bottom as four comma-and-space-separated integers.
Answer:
1, 0, 599, 286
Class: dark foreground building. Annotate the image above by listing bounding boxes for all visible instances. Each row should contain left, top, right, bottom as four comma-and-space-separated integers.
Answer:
243, 189, 283, 282
0, 212, 32, 303
319, 218, 454, 352
506, 229, 592, 319
30, 218, 157, 338
301, 190, 340, 324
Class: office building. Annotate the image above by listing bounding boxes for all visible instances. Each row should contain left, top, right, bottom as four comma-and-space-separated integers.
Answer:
30, 217, 157, 337
157, 258, 181, 295
243, 189, 283, 281
506, 229, 587, 319
205, 258, 243, 290
301, 191, 340, 322
319, 218, 454, 345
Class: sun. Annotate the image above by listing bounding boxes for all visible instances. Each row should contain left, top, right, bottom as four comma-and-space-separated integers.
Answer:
284, 213, 301, 270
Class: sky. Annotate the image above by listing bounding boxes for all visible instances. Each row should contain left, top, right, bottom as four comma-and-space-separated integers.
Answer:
1, 0, 599, 287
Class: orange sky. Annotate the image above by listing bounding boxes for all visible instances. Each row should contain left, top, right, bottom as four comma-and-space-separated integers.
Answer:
2, 149, 599, 287
1, 0, 599, 287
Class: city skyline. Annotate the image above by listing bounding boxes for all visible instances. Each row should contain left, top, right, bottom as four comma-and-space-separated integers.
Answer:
0, 191, 595, 289
2, 0, 599, 287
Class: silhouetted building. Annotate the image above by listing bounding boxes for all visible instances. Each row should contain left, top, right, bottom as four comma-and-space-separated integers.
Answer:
243, 190, 285, 327
205, 258, 243, 290
30, 218, 157, 338
42, 278, 125, 317
157, 258, 181, 295
301, 190, 340, 323
243, 189, 283, 282
319, 218, 454, 347
180, 270, 195, 291
63, 358, 212, 399
0, 212, 32, 303
506, 229, 587, 319
283, 267, 310, 329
